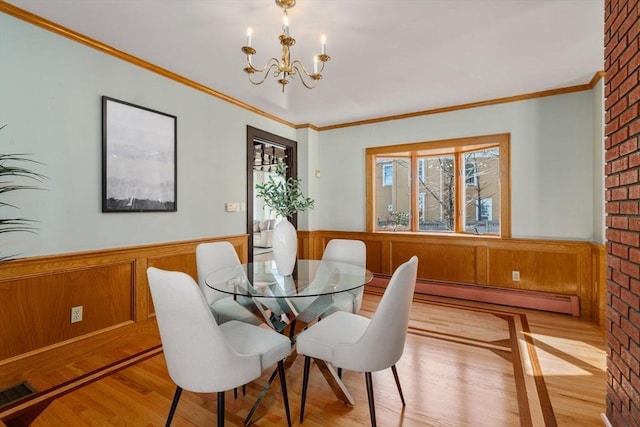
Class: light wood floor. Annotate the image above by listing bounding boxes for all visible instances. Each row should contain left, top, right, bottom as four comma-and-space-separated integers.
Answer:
10, 290, 606, 426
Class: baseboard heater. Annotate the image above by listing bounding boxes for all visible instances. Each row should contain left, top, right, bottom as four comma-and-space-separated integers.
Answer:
371, 275, 581, 316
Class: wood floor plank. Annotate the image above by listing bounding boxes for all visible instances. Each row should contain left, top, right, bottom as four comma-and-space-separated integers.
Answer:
18, 290, 605, 426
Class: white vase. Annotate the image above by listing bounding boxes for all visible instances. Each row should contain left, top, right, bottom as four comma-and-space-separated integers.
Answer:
273, 218, 297, 276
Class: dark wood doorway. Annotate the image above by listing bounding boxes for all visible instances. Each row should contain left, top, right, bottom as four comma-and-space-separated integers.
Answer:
246, 126, 297, 263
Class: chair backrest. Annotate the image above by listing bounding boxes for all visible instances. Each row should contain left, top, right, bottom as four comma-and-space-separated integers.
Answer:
147, 267, 260, 392
196, 241, 241, 305
322, 239, 366, 268
322, 239, 367, 312
333, 256, 418, 372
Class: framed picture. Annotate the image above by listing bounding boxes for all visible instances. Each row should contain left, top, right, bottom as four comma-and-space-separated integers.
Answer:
102, 96, 177, 212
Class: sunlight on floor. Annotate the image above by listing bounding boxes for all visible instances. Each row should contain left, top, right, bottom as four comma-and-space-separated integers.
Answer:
527, 333, 606, 375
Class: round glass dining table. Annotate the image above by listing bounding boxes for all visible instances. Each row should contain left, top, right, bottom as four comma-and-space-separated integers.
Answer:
205, 259, 373, 333
206, 259, 372, 410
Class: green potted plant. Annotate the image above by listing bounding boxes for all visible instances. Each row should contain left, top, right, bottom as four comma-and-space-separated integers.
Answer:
255, 159, 314, 275
0, 124, 47, 262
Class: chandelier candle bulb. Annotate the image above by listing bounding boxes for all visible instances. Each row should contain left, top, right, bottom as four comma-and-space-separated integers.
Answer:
246, 28, 252, 47
321, 35, 326, 54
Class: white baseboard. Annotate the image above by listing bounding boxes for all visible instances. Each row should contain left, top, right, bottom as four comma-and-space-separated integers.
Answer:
600, 413, 612, 427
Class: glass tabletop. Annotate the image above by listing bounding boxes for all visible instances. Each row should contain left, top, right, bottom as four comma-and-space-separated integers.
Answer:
205, 259, 373, 299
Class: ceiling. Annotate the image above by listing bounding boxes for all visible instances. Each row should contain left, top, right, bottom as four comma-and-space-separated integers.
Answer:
6, 0, 604, 128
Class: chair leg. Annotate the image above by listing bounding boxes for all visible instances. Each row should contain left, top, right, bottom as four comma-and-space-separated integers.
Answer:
217, 391, 225, 427
277, 360, 292, 427
166, 386, 182, 427
365, 372, 377, 427
300, 356, 311, 423
391, 365, 406, 406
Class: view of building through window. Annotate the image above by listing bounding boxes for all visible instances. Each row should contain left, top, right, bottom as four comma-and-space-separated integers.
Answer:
367, 134, 509, 236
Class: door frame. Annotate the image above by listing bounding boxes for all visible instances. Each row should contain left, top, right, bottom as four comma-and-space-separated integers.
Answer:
246, 126, 297, 263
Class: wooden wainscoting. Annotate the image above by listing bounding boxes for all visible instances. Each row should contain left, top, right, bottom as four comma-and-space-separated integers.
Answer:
300, 230, 606, 326
0, 230, 604, 394
0, 235, 247, 390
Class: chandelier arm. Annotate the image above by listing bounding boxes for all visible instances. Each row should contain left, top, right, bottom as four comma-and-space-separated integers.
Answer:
246, 57, 280, 74
291, 64, 320, 90
247, 62, 282, 86
290, 60, 314, 78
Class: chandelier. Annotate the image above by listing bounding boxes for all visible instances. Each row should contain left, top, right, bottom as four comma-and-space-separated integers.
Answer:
241, 0, 330, 92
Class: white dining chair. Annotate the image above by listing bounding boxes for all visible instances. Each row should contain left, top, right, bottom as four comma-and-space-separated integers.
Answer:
321, 239, 367, 314
296, 256, 418, 426
196, 241, 263, 326
147, 267, 293, 427
293, 239, 366, 323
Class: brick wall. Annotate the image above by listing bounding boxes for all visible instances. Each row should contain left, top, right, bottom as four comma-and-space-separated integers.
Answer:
605, 0, 640, 425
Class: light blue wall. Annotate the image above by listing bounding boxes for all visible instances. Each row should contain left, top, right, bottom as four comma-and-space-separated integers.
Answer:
316, 91, 601, 241
1, 11, 604, 260
0, 13, 295, 257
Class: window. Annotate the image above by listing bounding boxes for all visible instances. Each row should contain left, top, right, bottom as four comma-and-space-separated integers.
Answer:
382, 163, 393, 186
376, 157, 410, 230
366, 134, 510, 236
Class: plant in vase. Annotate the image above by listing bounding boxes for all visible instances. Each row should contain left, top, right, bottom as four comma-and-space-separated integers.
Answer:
255, 159, 314, 275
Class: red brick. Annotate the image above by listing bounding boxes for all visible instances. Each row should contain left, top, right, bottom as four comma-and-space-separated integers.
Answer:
606, 34, 622, 59
630, 119, 640, 137
611, 65, 630, 93
612, 186, 629, 200
631, 217, 640, 231
611, 96, 630, 118
620, 41, 640, 75
622, 260, 640, 280
613, 322, 631, 346
609, 228, 622, 242
609, 254, 622, 271
631, 308, 640, 328
630, 247, 640, 263
607, 174, 621, 188
607, 201, 620, 213
611, 215, 628, 229
628, 58, 640, 84
629, 150, 640, 168
608, 333, 623, 355
607, 117, 621, 136
606, 145, 621, 161
608, 353, 623, 378
620, 168, 639, 185
620, 10, 640, 41
630, 84, 640, 106
621, 230, 640, 246
630, 184, 640, 199
620, 200, 640, 214
609, 5, 629, 36
613, 266, 631, 285
612, 157, 630, 173
619, 135, 637, 154
620, 104, 639, 126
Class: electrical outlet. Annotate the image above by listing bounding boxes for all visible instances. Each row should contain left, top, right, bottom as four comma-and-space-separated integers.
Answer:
512, 271, 520, 282
71, 306, 83, 323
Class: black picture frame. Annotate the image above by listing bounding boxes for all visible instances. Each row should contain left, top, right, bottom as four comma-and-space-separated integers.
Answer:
102, 96, 177, 212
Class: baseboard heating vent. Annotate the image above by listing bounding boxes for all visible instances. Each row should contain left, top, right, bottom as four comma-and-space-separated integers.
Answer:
369, 275, 581, 316
0, 382, 36, 408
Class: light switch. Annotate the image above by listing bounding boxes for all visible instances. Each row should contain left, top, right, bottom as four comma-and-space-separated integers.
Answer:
225, 202, 240, 212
